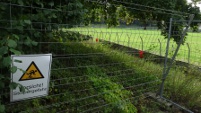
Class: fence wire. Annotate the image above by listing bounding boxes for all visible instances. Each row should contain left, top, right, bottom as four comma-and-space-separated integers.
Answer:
0, 1, 198, 113
2, 41, 161, 113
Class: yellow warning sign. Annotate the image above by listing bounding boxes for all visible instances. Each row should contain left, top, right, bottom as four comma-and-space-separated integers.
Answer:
19, 61, 44, 81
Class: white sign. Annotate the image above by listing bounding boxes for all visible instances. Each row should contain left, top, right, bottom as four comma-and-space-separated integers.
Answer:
10, 54, 52, 102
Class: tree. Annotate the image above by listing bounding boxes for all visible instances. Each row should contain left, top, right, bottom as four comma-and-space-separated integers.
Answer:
188, 4, 201, 32
123, 0, 199, 44
191, 0, 201, 6
81, 0, 133, 27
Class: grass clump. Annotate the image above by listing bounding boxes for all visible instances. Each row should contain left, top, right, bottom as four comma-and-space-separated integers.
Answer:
165, 69, 201, 112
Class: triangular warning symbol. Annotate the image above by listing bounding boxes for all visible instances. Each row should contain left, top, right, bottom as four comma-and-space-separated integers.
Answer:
19, 61, 44, 81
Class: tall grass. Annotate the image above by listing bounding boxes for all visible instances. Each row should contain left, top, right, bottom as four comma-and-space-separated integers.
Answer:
54, 30, 201, 112
82, 41, 201, 112
165, 67, 201, 112
67, 40, 201, 112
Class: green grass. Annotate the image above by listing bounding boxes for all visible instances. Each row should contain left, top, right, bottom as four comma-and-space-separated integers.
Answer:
69, 26, 201, 66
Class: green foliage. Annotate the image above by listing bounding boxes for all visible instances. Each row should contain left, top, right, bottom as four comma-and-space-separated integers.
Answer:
161, 20, 188, 45
191, 25, 199, 32
83, 0, 200, 44
0, 0, 87, 111
0, 104, 5, 113
87, 67, 137, 113
53, 30, 93, 42
9, 82, 18, 89
0, 38, 24, 112
82, 0, 134, 27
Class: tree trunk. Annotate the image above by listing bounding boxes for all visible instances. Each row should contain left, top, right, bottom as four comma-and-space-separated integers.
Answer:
143, 19, 147, 30
144, 22, 147, 30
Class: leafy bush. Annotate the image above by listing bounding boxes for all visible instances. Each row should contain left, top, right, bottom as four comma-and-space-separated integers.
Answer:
53, 30, 93, 42
0, 0, 87, 112
87, 67, 137, 113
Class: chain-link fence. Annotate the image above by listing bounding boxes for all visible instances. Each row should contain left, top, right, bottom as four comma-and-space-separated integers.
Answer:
71, 19, 201, 67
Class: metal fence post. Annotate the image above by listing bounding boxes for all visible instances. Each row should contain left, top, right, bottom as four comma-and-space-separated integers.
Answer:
186, 43, 190, 64
158, 18, 172, 97
96, 30, 99, 40
158, 14, 194, 97
116, 33, 119, 44
127, 34, 131, 47
91, 28, 96, 39
158, 39, 162, 56
100, 31, 103, 40
109, 32, 111, 42
140, 36, 143, 51
104, 32, 107, 41
87, 28, 90, 36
